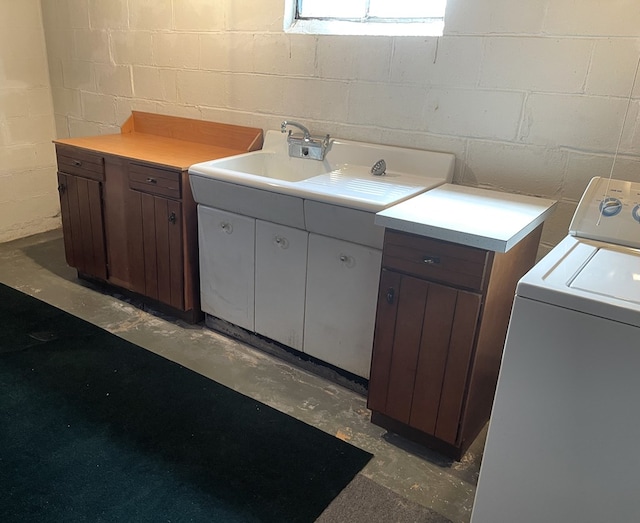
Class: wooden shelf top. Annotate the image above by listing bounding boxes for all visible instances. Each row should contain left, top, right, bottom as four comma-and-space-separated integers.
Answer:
54, 112, 263, 170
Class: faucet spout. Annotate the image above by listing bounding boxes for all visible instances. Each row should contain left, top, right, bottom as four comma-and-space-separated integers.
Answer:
281, 120, 311, 141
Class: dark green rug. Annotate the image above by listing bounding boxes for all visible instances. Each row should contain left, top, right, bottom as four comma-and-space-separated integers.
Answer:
0, 283, 372, 522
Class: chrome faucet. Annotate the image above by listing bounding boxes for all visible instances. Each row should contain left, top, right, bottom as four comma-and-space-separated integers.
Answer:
280, 120, 330, 161
281, 120, 312, 141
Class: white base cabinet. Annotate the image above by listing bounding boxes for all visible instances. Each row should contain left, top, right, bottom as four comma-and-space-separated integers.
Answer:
198, 206, 255, 331
304, 234, 382, 379
198, 202, 382, 379
255, 220, 308, 351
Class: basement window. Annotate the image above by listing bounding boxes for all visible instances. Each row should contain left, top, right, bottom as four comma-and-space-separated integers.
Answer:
284, 0, 447, 36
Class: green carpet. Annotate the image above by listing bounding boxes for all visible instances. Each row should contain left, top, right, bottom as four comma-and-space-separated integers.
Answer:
0, 283, 372, 522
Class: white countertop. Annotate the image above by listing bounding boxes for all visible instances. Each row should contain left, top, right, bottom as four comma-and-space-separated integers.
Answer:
375, 184, 557, 252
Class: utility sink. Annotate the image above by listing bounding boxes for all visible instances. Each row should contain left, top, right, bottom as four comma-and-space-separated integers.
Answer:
189, 130, 455, 213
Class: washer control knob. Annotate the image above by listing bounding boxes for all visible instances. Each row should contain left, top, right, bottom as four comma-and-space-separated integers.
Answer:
599, 197, 622, 217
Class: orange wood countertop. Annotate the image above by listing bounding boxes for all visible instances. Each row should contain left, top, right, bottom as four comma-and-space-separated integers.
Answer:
54, 112, 264, 170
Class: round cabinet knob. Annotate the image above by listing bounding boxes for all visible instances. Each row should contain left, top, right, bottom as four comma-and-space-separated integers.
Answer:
220, 222, 233, 234
339, 254, 356, 268
599, 197, 622, 217
274, 236, 289, 249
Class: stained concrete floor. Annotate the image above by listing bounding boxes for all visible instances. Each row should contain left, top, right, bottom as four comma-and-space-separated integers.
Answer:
0, 229, 484, 522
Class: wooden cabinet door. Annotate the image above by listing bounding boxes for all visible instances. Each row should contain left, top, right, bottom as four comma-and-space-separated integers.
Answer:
57, 172, 107, 280
304, 234, 382, 379
128, 191, 184, 310
368, 270, 481, 445
197, 206, 255, 331
255, 220, 308, 351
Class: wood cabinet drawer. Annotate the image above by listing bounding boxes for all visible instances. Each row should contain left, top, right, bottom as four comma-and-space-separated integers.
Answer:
128, 163, 181, 199
381, 230, 490, 291
56, 145, 104, 181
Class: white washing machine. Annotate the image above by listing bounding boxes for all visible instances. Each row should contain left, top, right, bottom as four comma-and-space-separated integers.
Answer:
471, 177, 640, 523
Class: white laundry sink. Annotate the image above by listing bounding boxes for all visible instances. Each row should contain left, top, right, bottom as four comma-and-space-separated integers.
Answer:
189, 130, 456, 212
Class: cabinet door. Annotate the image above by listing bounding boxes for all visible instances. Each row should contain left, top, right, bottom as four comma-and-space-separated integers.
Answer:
304, 234, 382, 379
255, 220, 307, 351
128, 191, 184, 309
369, 270, 481, 445
198, 206, 255, 331
57, 172, 107, 280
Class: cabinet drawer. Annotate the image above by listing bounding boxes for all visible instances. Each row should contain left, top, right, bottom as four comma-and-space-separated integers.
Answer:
128, 163, 181, 199
382, 230, 490, 291
56, 146, 104, 181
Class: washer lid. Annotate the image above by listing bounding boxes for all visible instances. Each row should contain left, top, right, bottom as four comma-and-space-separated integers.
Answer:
569, 247, 640, 305
517, 236, 640, 328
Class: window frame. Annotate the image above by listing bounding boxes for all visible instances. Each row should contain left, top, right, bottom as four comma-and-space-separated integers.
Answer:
284, 0, 446, 37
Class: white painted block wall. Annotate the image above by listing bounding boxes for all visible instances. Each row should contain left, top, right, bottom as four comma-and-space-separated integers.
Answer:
0, 0, 58, 243
5, 0, 640, 254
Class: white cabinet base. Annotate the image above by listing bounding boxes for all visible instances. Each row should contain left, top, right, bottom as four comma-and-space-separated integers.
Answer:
198, 206, 255, 331
304, 234, 382, 379
255, 220, 307, 351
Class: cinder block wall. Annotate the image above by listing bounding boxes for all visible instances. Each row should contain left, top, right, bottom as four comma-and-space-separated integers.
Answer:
0, 0, 58, 243
35, 1, 640, 253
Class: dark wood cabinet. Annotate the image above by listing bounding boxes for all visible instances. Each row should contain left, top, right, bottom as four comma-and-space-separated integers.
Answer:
126, 163, 188, 311
368, 226, 542, 459
56, 147, 107, 280
54, 112, 263, 323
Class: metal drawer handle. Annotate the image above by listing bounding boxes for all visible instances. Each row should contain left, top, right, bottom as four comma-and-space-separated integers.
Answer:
73, 160, 82, 167
422, 256, 441, 265
146, 177, 157, 184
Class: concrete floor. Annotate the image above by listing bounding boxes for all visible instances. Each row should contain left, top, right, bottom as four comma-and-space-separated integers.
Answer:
0, 229, 484, 523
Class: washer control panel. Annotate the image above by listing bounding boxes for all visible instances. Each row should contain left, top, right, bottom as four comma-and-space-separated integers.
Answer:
569, 176, 640, 248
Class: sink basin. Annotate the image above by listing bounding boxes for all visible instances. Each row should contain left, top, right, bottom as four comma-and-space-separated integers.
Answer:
189, 130, 455, 212
203, 149, 328, 182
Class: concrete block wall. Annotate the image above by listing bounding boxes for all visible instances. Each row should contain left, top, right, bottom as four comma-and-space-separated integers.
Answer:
0, 0, 58, 243
38, 0, 640, 254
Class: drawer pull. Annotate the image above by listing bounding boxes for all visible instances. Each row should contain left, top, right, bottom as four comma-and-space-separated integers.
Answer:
422, 256, 441, 265
146, 177, 158, 184
73, 160, 82, 167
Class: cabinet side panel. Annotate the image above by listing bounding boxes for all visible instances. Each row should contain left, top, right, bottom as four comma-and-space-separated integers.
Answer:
384, 276, 430, 424
367, 269, 402, 413
435, 290, 482, 445
410, 283, 458, 434
460, 224, 543, 448
141, 193, 159, 300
